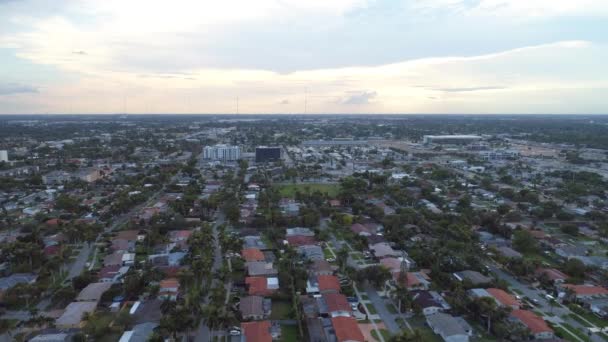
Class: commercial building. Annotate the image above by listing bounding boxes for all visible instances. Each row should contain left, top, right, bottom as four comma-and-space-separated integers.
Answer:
301, 139, 368, 147
255, 146, 281, 163
203, 144, 241, 161
0, 150, 8, 163
423, 135, 482, 145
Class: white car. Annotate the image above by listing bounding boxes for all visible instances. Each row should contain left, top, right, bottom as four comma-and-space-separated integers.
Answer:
229, 329, 241, 336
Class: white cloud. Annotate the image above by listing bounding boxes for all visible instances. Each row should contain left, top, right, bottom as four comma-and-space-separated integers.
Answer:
3, 40, 606, 114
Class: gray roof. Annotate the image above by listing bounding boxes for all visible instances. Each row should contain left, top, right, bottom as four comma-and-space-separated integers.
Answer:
56, 302, 97, 327
119, 322, 158, 342
76, 282, 112, 302
427, 313, 468, 337
246, 261, 278, 276
30, 333, 70, 342
240, 295, 264, 317
454, 270, 492, 285
298, 245, 324, 261
286, 227, 314, 237
0, 273, 37, 290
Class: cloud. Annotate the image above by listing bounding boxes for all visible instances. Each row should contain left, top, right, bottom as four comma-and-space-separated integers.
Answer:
432, 86, 507, 92
0, 82, 38, 95
342, 91, 377, 105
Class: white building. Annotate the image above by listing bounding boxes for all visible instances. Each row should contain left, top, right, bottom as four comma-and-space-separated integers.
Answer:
203, 144, 241, 161
0, 150, 8, 163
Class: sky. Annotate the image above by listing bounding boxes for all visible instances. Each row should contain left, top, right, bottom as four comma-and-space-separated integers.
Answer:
0, 0, 607, 114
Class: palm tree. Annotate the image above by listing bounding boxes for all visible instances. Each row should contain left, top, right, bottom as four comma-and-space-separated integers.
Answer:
390, 285, 411, 313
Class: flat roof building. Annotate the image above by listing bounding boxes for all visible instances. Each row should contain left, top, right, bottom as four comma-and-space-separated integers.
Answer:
423, 135, 482, 145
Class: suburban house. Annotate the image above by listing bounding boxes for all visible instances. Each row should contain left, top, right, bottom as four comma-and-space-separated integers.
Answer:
320, 293, 352, 317
242, 248, 266, 262
76, 282, 113, 304
241, 320, 272, 342
411, 290, 451, 316
307, 275, 341, 294
469, 288, 520, 309
246, 261, 278, 277
55, 302, 98, 329
309, 260, 334, 276
239, 295, 271, 321
158, 278, 180, 301
246, 277, 279, 296
559, 284, 608, 301
453, 270, 493, 286
510, 310, 554, 340
330, 316, 365, 342
426, 313, 471, 342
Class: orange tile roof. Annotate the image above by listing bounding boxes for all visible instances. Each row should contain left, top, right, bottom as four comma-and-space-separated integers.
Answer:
563, 284, 608, 296
160, 278, 179, 289
487, 288, 519, 308
242, 248, 265, 262
317, 275, 341, 292
246, 277, 275, 296
241, 321, 272, 342
511, 310, 553, 334
331, 316, 364, 342
323, 293, 351, 313
536, 268, 568, 281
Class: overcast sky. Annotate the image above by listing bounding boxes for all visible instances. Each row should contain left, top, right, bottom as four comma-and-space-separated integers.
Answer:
1, 0, 607, 114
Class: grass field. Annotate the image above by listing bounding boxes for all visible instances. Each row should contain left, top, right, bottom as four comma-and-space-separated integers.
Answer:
271, 300, 293, 319
371, 328, 392, 341
280, 325, 299, 342
274, 183, 340, 197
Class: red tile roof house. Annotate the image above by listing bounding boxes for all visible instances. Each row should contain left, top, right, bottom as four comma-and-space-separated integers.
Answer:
486, 288, 520, 309
560, 284, 608, 301
535, 268, 568, 284
328, 199, 341, 208
241, 321, 272, 342
285, 235, 316, 247
322, 293, 352, 317
402, 272, 431, 291
510, 310, 554, 340
331, 316, 365, 342
350, 223, 372, 236
246, 277, 279, 296
318, 275, 341, 294
158, 278, 180, 301
169, 230, 192, 242
242, 248, 265, 262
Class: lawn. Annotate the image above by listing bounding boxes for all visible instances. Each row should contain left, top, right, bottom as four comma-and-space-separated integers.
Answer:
323, 247, 335, 259
271, 300, 293, 319
568, 304, 608, 328
560, 323, 592, 342
280, 324, 299, 342
365, 303, 378, 315
371, 328, 392, 341
274, 183, 340, 198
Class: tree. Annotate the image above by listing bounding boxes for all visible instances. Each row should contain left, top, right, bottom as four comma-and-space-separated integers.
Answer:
561, 224, 579, 236
512, 230, 538, 254
389, 329, 425, 342
563, 259, 586, 279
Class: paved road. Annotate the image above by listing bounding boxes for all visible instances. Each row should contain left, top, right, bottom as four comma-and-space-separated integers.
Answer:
194, 213, 225, 342
488, 263, 603, 342
365, 285, 401, 334
353, 283, 385, 342
66, 243, 92, 280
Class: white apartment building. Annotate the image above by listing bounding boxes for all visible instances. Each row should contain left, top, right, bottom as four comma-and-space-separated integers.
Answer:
203, 144, 241, 161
